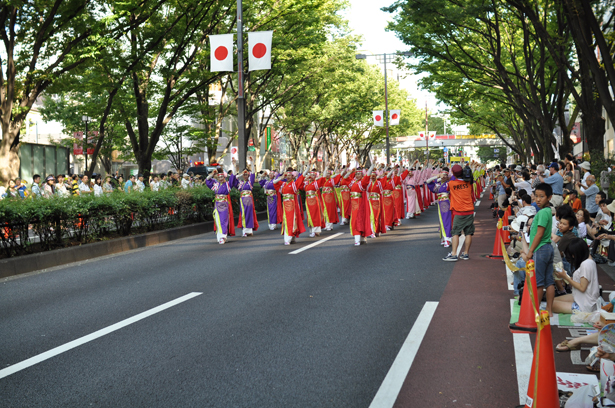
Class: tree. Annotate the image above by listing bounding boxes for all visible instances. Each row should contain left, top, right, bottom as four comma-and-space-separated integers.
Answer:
0, 0, 110, 185
476, 146, 507, 164
384, 0, 573, 162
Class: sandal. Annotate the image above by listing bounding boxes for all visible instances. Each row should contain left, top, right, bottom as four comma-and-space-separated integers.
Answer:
555, 340, 580, 352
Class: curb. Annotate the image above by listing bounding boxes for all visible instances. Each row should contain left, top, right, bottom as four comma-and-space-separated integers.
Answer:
0, 211, 269, 279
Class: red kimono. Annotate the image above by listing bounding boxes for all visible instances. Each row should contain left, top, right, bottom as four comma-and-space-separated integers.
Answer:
381, 178, 397, 228
320, 177, 339, 225
391, 169, 409, 220
334, 174, 351, 220
366, 179, 387, 236
302, 179, 325, 228
343, 174, 370, 237
280, 175, 306, 237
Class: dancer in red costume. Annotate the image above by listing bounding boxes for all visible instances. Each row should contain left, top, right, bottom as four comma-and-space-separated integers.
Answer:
277, 167, 306, 245
302, 166, 326, 238
319, 166, 340, 230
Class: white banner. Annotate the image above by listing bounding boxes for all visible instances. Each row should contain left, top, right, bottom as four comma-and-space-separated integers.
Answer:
390, 109, 401, 126
210, 34, 234, 72
248, 31, 273, 71
373, 110, 384, 127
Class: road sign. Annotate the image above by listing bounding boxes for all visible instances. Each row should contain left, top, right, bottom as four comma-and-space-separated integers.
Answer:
494, 148, 499, 153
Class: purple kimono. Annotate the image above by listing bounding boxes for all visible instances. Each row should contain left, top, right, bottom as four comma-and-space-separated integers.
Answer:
427, 178, 452, 238
259, 177, 280, 225
231, 173, 258, 230
206, 175, 236, 236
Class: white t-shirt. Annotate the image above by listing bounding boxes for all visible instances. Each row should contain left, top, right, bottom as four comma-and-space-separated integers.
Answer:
572, 258, 600, 312
514, 180, 533, 194
94, 184, 103, 196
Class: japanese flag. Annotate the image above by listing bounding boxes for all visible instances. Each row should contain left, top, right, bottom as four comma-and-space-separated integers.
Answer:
210, 34, 234, 72
390, 110, 401, 126
418, 131, 426, 140
248, 31, 273, 71
428, 131, 436, 141
373, 110, 384, 127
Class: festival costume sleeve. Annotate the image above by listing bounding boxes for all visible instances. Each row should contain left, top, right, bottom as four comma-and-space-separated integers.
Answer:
205, 179, 215, 189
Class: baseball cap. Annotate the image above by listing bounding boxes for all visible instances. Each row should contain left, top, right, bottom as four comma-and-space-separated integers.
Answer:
452, 164, 463, 177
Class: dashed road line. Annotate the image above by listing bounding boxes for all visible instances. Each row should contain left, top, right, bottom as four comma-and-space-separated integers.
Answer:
288, 233, 344, 254
0, 292, 203, 380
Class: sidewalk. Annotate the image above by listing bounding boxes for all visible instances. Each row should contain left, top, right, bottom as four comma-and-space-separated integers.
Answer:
393, 197, 519, 407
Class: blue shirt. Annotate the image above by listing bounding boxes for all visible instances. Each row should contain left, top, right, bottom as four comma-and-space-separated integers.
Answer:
531, 203, 540, 212
497, 181, 505, 195
542, 172, 564, 195
124, 180, 133, 193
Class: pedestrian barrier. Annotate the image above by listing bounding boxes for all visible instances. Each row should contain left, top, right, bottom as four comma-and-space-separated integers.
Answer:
487, 218, 504, 259
509, 260, 538, 334
520, 260, 559, 408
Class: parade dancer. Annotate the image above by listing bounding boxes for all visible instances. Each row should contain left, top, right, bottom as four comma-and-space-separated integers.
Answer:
365, 164, 387, 238
205, 170, 236, 244
404, 160, 422, 218
391, 165, 410, 224
278, 167, 306, 245
334, 168, 351, 225
302, 168, 326, 237
427, 170, 453, 247
320, 167, 340, 230
259, 171, 282, 230
232, 169, 259, 237
342, 164, 370, 245
381, 169, 398, 230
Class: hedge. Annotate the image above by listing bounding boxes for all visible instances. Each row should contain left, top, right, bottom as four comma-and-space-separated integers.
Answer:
0, 184, 267, 258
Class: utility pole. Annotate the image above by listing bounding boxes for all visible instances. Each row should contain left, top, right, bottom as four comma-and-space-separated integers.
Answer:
383, 53, 390, 166
425, 101, 429, 160
237, 0, 247, 171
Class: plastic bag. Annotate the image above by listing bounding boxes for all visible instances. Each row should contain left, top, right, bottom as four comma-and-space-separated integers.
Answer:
564, 384, 596, 407
571, 310, 601, 324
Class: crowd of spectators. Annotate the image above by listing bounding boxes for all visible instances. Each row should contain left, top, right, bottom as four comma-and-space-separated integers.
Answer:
488, 155, 615, 366
0, 169, 216, 201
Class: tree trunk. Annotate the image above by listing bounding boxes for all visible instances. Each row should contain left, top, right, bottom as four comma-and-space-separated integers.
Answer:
0, 127, 21, 185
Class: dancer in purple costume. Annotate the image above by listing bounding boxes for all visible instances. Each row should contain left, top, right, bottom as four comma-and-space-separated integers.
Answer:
205, 170, 236, 244
230, 169, 259, 237
426, 170, 453, 247
259, 171, 282, 230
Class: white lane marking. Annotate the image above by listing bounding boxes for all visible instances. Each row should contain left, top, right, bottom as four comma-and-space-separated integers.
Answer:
506, 265, 514, 291
0, 292, 203, 380
369, 301, 438, 408
456, 235, 465, 256
288, 233, 344, 254
475, 200, 481, 207
511, 299, 533, 405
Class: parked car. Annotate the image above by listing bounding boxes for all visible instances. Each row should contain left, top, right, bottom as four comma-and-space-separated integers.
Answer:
186, 166, 209, 178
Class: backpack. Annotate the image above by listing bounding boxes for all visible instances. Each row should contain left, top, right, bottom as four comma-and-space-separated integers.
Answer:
462, 166, 474, 183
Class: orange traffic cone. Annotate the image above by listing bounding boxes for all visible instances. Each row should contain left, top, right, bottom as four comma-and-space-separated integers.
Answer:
510, 262, 539, 333
489, 191, 493, 200
487, 222, 504, 258
523, 310, 559, 408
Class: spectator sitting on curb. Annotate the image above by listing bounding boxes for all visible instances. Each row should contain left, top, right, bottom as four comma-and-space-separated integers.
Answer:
553, 237, 600, 314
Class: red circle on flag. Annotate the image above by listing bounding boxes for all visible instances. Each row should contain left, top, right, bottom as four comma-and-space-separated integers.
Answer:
252, 43, 267, 59
215, 46, 228, 61
375, 115, 382, 121
231, 147, 238, 154
392, 113, 398, 120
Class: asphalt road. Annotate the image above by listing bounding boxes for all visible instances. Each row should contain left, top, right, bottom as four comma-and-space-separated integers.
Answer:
1, 206, 455, 408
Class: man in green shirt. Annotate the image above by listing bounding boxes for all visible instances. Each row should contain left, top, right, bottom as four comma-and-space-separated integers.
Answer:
522, 183, 555, 315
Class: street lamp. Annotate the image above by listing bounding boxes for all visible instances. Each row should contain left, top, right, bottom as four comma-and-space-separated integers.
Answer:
82, 115, 91, 175
356, 51, 412, 166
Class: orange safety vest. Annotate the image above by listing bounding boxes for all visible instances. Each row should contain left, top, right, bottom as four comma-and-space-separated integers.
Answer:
448, 180, 474, 213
